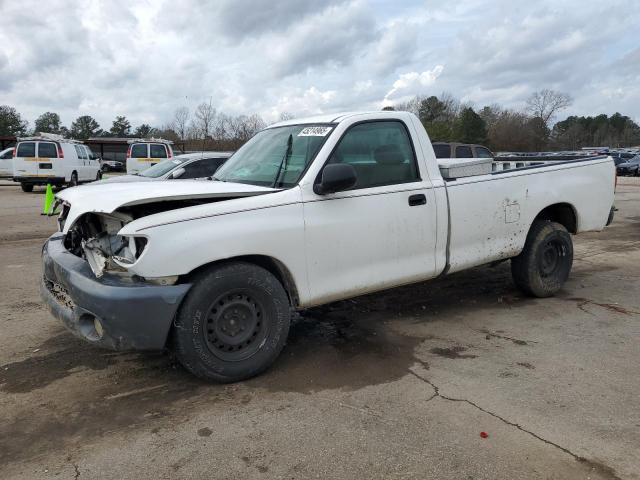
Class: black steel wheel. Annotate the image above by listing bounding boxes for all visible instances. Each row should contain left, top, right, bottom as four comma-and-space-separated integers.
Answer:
172, 262, 291, 382
512, 220, 573, 298
204, 291, 268, 362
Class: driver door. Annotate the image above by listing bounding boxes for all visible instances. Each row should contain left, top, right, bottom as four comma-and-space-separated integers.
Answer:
301, 120, 438, 305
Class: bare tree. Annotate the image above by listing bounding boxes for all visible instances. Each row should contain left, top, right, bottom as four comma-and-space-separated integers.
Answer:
194, 100, 216, 138
172, 107, 190, 141
526, 89, 572, 128
278, 111, 295, 121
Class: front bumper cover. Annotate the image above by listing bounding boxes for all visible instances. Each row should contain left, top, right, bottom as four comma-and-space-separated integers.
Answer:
40, 233, 191, 350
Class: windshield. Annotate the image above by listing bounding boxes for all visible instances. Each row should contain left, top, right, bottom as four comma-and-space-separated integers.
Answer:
214, 124, 334, 187
139, 158, 185, 178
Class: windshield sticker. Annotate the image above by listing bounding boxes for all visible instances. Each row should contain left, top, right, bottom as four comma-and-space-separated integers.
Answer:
298, 126, 332, 137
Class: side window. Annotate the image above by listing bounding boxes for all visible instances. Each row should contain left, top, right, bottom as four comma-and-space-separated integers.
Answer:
455, 145, 473, 158
131, 144, 148, 158
432, 144, 451, 159
327, 121, 419, 190
74, 144, 86, 159
1, 150, 11, 159
17, 142, 36, 157
38, 142, 57, 158
179, 159, 218, 179
150, 144, 167, 158
475, 147, 493, 158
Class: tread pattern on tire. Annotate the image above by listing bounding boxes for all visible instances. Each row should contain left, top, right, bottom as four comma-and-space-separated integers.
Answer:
511, 220, 573, 298
172, 261, 291, 383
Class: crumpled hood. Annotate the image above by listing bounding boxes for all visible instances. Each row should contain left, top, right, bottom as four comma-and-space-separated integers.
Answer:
57, 180, 277, 233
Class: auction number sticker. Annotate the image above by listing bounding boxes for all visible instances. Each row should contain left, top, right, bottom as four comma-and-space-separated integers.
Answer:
298, 126, 332, 137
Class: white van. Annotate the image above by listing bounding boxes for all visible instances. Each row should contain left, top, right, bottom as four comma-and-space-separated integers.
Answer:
12, 133, 102, 192
0, 147, 13, 178
126, 139, 174, 174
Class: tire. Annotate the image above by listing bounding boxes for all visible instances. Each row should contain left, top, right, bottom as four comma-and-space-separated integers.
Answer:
172, 262, 291, 382
20, 183, 33, 192
511, 220, 573, 298
96, 171, 102, 181
69, 172, 78, 187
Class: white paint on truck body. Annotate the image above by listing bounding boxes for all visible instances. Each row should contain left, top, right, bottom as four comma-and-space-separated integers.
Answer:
56, 111, 615, 308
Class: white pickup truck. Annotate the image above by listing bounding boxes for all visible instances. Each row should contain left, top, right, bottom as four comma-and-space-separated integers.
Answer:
40, 111, 616, 382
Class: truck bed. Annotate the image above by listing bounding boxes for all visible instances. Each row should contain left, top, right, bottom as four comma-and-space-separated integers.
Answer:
442, 156, 615, 273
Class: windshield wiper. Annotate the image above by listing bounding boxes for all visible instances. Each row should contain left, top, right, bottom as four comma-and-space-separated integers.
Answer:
272, 134, 293, 188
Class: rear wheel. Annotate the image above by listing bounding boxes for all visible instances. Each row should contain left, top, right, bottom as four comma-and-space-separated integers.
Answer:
511, 220, 573, 297
68, 172, 78, 187
172, 262, 291, 382
20, 183, 33, 193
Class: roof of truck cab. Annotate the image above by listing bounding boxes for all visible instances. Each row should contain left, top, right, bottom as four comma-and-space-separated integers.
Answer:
268, 111, 411, 128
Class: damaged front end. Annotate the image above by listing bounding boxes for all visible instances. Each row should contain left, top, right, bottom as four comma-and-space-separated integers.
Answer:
64, 211, 149, 279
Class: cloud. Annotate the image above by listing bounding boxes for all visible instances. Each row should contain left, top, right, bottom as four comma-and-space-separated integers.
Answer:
0, 0, 639, 128
384, 66, 445, 102
267, 1, 379, 77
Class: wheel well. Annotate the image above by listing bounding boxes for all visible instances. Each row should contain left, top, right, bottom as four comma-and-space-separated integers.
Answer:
534, 203, 577, 234
184, 255, 300, 307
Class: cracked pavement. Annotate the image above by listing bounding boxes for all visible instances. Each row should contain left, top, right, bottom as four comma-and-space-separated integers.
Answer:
0, 178, 639, 479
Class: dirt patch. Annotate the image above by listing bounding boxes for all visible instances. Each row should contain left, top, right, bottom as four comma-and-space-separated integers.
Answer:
481, 328, 531, 345
250, 309, 423, 393
429, 346, 477, 359
516, 362, 535, 369
569, 297, 640, 316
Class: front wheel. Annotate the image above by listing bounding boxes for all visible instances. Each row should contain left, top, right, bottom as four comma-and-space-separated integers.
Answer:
172, 262, 291, 382
96, 170, 102, 181
511, 220, 573, 298
20, 183, 33, 192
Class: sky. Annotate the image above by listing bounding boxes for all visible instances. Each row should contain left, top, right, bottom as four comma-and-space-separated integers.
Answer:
1, 0, 639, 129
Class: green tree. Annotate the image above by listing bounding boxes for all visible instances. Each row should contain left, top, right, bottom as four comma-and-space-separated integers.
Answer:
70, 115, 101, 140
110, 116, 132, 136
34, 112, 62, 134
454, 107, 488, 144
134, 124, 156, 138
0, 105, 29, 136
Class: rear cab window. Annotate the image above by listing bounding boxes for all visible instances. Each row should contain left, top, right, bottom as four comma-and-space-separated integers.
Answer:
131, 144, 148, 158
17, 142, 36, 157
38, 142, 58, 158
475, 147, 493, 158
433, 144, 451, 158
150, 144, 168, 158
455, 146, 473, 158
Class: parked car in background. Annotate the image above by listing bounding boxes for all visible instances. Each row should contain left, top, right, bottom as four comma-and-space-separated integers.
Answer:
126, 139, 174, 174
432, 142, 494, 159
0, 147, 13, 178
609, 152, 636, 166
101, 159, 125, 172
616, 155, 640, 176
12, 133, 102, 192
99, 152, 233, 184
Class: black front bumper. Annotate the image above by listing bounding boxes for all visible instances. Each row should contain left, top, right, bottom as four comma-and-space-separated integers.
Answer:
41, 233, 192, 350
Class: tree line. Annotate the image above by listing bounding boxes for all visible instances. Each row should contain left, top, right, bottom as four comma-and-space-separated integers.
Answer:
0, 102, 273, 152
385, 89, 640, 151
1, 89, 639, 152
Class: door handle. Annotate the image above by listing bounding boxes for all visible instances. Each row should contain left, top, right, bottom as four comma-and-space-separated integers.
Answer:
408, 194, 426, 206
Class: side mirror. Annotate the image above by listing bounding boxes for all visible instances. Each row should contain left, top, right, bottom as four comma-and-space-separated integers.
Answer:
171, 167, 186, 179
314, 163, 357, 195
